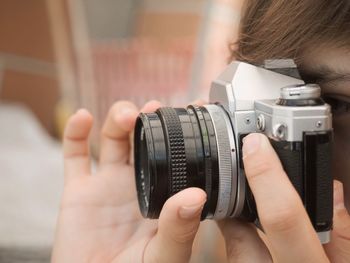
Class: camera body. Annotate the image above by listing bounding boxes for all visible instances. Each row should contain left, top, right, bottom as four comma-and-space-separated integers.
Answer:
133, 60, 333, 244
209, 60, 333, 243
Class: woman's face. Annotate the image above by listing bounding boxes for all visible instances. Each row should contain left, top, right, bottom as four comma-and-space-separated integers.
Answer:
301, 47, 350, 209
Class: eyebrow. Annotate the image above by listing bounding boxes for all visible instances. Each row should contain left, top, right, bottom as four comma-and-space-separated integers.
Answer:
300, 65, 350, 85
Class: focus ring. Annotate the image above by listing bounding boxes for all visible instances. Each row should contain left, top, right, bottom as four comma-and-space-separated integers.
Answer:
157, 108, 187, 194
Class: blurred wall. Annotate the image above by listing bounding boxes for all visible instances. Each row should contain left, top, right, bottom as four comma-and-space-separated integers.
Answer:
136, 0, 206, 38
84, 0, 139, 39
0, 0, 60, 135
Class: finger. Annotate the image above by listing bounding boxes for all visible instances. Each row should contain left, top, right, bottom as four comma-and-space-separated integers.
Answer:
144, 188, 206, 263
242, 133, 328, 262
140, 100, 163, 113
324, 180, 350, 261
190, 99, 207, 106
63, 109, 93, 182
99, 101, 138, 167
218, 219, 272, 262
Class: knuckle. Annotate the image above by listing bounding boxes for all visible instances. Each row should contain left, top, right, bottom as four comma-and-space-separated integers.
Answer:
159, 203, 199, 245
260, 200, 301, 233
169, 225, 198, 244
245, 158, 277, 181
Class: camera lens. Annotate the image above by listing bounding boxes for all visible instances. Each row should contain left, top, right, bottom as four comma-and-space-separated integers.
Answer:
134, 105, 240, 219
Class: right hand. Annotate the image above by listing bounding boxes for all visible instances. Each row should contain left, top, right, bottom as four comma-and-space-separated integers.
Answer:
218, 133, 350, 262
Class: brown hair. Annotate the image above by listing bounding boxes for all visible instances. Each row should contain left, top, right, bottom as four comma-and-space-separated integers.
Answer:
232, 0, 350, 65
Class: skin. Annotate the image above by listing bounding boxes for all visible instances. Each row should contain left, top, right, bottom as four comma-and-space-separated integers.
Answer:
52, 50, 350, 262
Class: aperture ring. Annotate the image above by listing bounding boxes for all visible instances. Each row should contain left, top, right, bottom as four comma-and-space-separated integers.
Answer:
205, 105, 237, 219
157, 108, 187, 195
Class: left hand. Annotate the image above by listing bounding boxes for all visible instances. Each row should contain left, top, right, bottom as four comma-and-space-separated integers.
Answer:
218, 133, 350, 262
52, 100, 207, 263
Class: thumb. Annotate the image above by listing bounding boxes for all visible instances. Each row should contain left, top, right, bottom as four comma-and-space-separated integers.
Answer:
144, 188, 206, 263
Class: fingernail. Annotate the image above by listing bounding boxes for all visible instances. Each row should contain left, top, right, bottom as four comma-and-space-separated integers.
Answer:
116, 107, 137, 122
243, 134, 261, 157
179, 203, 204, 220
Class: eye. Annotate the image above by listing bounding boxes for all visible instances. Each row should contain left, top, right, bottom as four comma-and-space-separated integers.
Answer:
323, 96, 350, 116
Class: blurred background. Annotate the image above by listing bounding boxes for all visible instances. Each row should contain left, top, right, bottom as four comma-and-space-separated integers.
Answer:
0, 0, 243, 261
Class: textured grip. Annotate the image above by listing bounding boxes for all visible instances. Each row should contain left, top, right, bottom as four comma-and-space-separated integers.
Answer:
157, 108, 187, 195
270, 140, 304, 197
315, 143, 333, 223
304, 132, 333, 232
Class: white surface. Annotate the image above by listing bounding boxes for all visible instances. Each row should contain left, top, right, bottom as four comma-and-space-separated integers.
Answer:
0, 104, 63, 248
210, 61, 305, 111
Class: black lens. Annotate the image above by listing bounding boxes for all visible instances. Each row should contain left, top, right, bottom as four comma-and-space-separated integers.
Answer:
135, 125, 150, 215
134, 106, 221, 219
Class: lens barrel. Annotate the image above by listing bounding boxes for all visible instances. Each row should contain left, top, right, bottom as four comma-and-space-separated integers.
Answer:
134, 104, 242, 220
135, 106, 225, 219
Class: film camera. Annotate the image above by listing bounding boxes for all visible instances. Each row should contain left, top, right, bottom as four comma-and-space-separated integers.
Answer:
134, 60, 333, 243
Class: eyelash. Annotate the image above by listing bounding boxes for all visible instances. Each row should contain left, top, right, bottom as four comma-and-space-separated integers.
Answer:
323, 97, 350, 116
301, 71, 350, 115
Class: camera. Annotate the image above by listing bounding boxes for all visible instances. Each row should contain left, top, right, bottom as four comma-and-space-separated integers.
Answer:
134, 60, 333, 244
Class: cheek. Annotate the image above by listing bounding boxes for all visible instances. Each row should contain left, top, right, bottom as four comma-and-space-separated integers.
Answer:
332, 114, 350, 208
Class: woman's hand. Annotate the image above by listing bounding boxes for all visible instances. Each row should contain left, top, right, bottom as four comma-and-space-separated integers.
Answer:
52, 101, 207, 263
219, 133, 350, 262
52, 99, 350, 263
